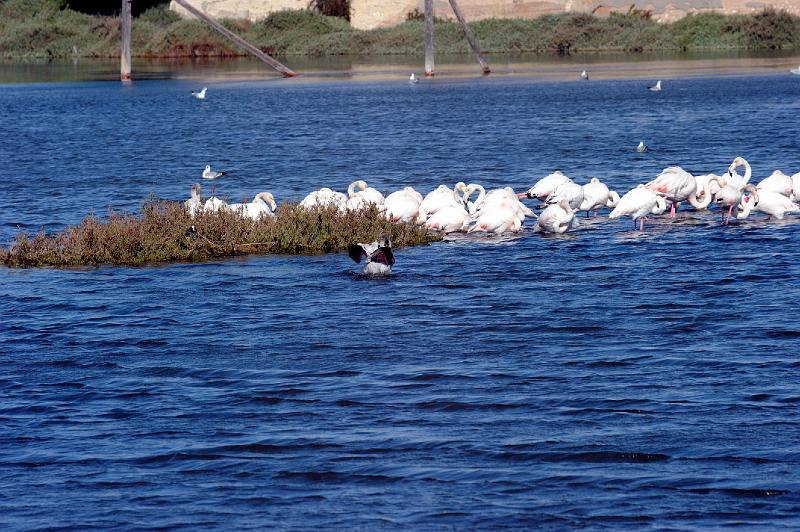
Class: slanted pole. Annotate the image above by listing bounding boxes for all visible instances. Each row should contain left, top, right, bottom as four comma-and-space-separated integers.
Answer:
424, 0, 435, 77
120, 0, 132, 81
172, 0, 297, 77
447, 0, 490, 74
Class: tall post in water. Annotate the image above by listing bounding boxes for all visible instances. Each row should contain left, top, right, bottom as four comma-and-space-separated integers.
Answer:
424, 0, 435, 77
447, 0, 490, 74
120, 0, 132, 81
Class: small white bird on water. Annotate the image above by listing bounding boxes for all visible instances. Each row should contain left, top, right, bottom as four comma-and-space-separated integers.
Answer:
192, 87, 207, 99
790, 65, 800, 75
409, 73, 419, 84
580, 70, 589, 80
202, 165, 226, 180
648, 80, 662, 91
348, 233, 395, 275
637, 141, 648, 153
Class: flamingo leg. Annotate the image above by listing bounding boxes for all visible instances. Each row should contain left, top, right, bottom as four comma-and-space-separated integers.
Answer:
639, 217, 645, 231
725, 203, 734, 225
670, 202, 676, 218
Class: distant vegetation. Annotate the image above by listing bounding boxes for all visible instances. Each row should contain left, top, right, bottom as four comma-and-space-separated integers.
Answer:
1, 0, 798, 59
0, 200, 437, 267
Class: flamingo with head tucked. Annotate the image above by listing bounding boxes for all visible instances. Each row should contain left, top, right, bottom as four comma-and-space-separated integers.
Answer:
580, 177, 619, 217
757, 170, 793, 197
536, 198, 577, 234
518, 171, 571, 201
609, 185, 668, 231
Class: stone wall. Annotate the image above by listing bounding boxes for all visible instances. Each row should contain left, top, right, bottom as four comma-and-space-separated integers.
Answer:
170, 0, 800, 29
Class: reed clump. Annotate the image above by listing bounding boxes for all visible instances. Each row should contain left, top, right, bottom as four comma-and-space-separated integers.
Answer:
0, 200, 439, 268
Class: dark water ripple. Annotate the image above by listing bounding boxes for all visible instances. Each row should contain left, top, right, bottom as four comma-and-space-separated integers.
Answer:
2, 72, 800, 529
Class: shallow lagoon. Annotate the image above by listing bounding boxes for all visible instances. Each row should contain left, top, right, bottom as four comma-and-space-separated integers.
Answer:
1, 56, 800, 528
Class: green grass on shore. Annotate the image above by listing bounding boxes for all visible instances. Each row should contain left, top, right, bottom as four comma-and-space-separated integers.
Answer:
0, 199, 439, 268
1, 0, 798, 59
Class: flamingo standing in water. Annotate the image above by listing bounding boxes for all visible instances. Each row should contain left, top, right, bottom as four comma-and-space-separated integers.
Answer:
425, 204, 470, 233
580, 178, 619, 217
647, 166, 724, 217
715, 156, 758, 224
609, 185, 668, 231
519, 171, 572, 201
418, 182, 467, 220
736, 189, 798, 220
756, 170, 794, 197
546, 180, 584, 211
536, 198, 577, 234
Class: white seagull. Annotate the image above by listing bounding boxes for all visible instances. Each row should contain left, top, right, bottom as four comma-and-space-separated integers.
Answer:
789, 65, 800, 75
202, 165, 226, 180
580, 70, 589, 80
348, 233, 395, 275
637, 141, 648, 153
648, 80, 662, 91
192, 87, 207, 99
409, 73, 419, 84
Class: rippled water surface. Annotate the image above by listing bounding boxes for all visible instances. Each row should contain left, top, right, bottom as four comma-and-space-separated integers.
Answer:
2, 65, 800, 529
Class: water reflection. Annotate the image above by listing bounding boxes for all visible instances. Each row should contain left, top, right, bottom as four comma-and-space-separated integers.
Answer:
3, 49, 800, 84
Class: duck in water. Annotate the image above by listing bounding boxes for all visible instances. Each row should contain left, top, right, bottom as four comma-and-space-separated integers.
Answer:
348, 233, 395, 275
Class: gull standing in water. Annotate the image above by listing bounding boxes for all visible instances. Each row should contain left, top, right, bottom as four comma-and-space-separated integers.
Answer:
348, 233, 395, 275
192, 87, 207, 99
202, 165, 226, 180
648, 80, 662, 91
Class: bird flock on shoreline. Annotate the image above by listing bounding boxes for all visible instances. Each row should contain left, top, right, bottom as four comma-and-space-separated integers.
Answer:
184, 155, 800, 237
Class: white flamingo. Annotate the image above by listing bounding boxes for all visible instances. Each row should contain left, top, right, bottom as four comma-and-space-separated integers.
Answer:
300, 187, 348, 211
418, 182, 467, 219
546, 180, 584, 210
228, 192, 277, 220
346, 180, 385, 211
519, 170, 571, 201
383, 187, 423, 223
580, 178, 619, 217
715, 157, 757, 224
425, 204, 470, 233
736, 190, 798, 220
466, 185, 537, 219
468, 200, 525, 234
609, 185, 668, 231
184, 183, 203, 218
203, 195, 227, 213
757, 170, 794, 197
536, 199, 576, 234
694, 173, 723, 207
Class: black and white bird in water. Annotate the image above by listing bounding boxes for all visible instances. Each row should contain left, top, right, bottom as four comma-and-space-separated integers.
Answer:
637, 140, 648, 153
648, 80, 662, 91
348, 233, 395, 275
192, 87, 207, 99
202, 165, 226, 180
580, 70, 589, 80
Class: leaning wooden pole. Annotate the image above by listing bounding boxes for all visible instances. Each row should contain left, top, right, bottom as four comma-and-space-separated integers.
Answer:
172, 0, 297, 77
120, 0, 132, 81
447, 0, 490, 74
424, 0, 435, 77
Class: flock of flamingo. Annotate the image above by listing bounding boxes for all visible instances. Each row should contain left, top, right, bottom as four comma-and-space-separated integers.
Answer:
184, 156, 800, 235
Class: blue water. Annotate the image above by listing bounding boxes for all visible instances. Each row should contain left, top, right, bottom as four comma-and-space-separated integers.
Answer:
2, 70, 800, 529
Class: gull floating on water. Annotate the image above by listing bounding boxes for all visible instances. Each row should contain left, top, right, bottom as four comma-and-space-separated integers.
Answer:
202, 165, 226, 180
637, 141, 648, 153
348, 233, 395, 275
648, 80, 662, 91
790, 66, 800, 75
192, 87, 207, 99
409, 73, 419, 84
580, 70, 589, 80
